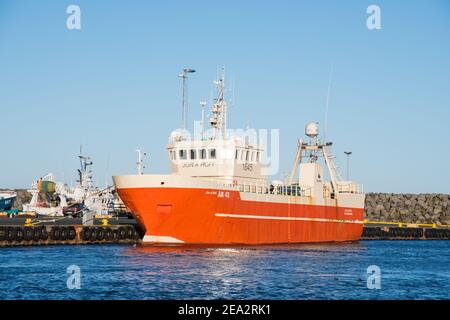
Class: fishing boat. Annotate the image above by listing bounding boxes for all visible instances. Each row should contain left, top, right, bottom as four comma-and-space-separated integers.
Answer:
23, 152, 123, 217
113, 70, 365, 245
0, 191, 16, 211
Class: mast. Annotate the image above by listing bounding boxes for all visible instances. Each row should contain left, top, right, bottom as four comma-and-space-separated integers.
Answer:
78, 152, 93, 190
178, 68, 196, 130
209, 68, 228, 140
200, 101, 206, 140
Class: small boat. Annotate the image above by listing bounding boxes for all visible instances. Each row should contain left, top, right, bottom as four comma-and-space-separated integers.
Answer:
0, 191, 17, 211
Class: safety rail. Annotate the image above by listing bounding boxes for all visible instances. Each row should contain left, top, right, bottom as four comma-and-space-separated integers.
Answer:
236, 183, 312, 197
336, 182, 363, 194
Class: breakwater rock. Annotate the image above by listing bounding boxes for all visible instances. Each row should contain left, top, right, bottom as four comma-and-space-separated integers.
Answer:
365, 193, 450, 225
14, 190, 32, 211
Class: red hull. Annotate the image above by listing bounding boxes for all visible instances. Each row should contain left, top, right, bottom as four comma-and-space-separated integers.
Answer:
117, 187, 364, 245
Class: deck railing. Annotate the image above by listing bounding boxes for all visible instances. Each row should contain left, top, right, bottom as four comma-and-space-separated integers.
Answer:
336, 183, 363, 194
220, 181, 363, 198
236, 183, 312, 197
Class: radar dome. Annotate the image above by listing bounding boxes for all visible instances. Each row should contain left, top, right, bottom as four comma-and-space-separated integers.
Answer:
305, 122, 319, 138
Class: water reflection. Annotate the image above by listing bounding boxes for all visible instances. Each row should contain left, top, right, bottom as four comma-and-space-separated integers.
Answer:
127, 241, 367, 255
116, 242, 370, 299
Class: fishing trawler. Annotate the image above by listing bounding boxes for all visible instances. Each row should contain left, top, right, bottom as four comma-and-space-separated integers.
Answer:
113, 70, 365, 245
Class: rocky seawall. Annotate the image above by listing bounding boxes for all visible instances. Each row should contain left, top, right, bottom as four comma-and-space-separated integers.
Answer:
365, 193, 450, 225
3, 190, 450, 225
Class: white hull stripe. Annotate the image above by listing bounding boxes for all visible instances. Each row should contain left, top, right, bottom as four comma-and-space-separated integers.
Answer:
215, 213, 363, 224
143, 235, 185, 243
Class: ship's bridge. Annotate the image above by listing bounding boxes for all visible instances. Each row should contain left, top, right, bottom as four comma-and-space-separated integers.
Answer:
166, 68, 266, 184
167, 136, 265, 184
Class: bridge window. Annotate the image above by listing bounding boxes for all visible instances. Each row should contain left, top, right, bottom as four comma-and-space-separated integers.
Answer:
190, 149, 197, 160
179, 149, 187, 160
251, 151, 256, 162
209, 149, 216, 159
246, 150, 250, 161
200, 149, 207, 159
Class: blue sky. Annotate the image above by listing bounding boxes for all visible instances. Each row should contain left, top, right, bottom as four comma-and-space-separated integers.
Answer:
0, 0, 449, 193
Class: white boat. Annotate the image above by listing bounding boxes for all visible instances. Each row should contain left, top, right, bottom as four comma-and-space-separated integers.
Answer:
23, 152, 121, 217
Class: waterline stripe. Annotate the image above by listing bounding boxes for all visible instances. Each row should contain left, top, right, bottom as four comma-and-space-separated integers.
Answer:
215, 213, 363, 224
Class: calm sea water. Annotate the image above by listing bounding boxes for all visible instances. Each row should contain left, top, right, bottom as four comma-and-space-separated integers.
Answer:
0, 241, 449, 300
